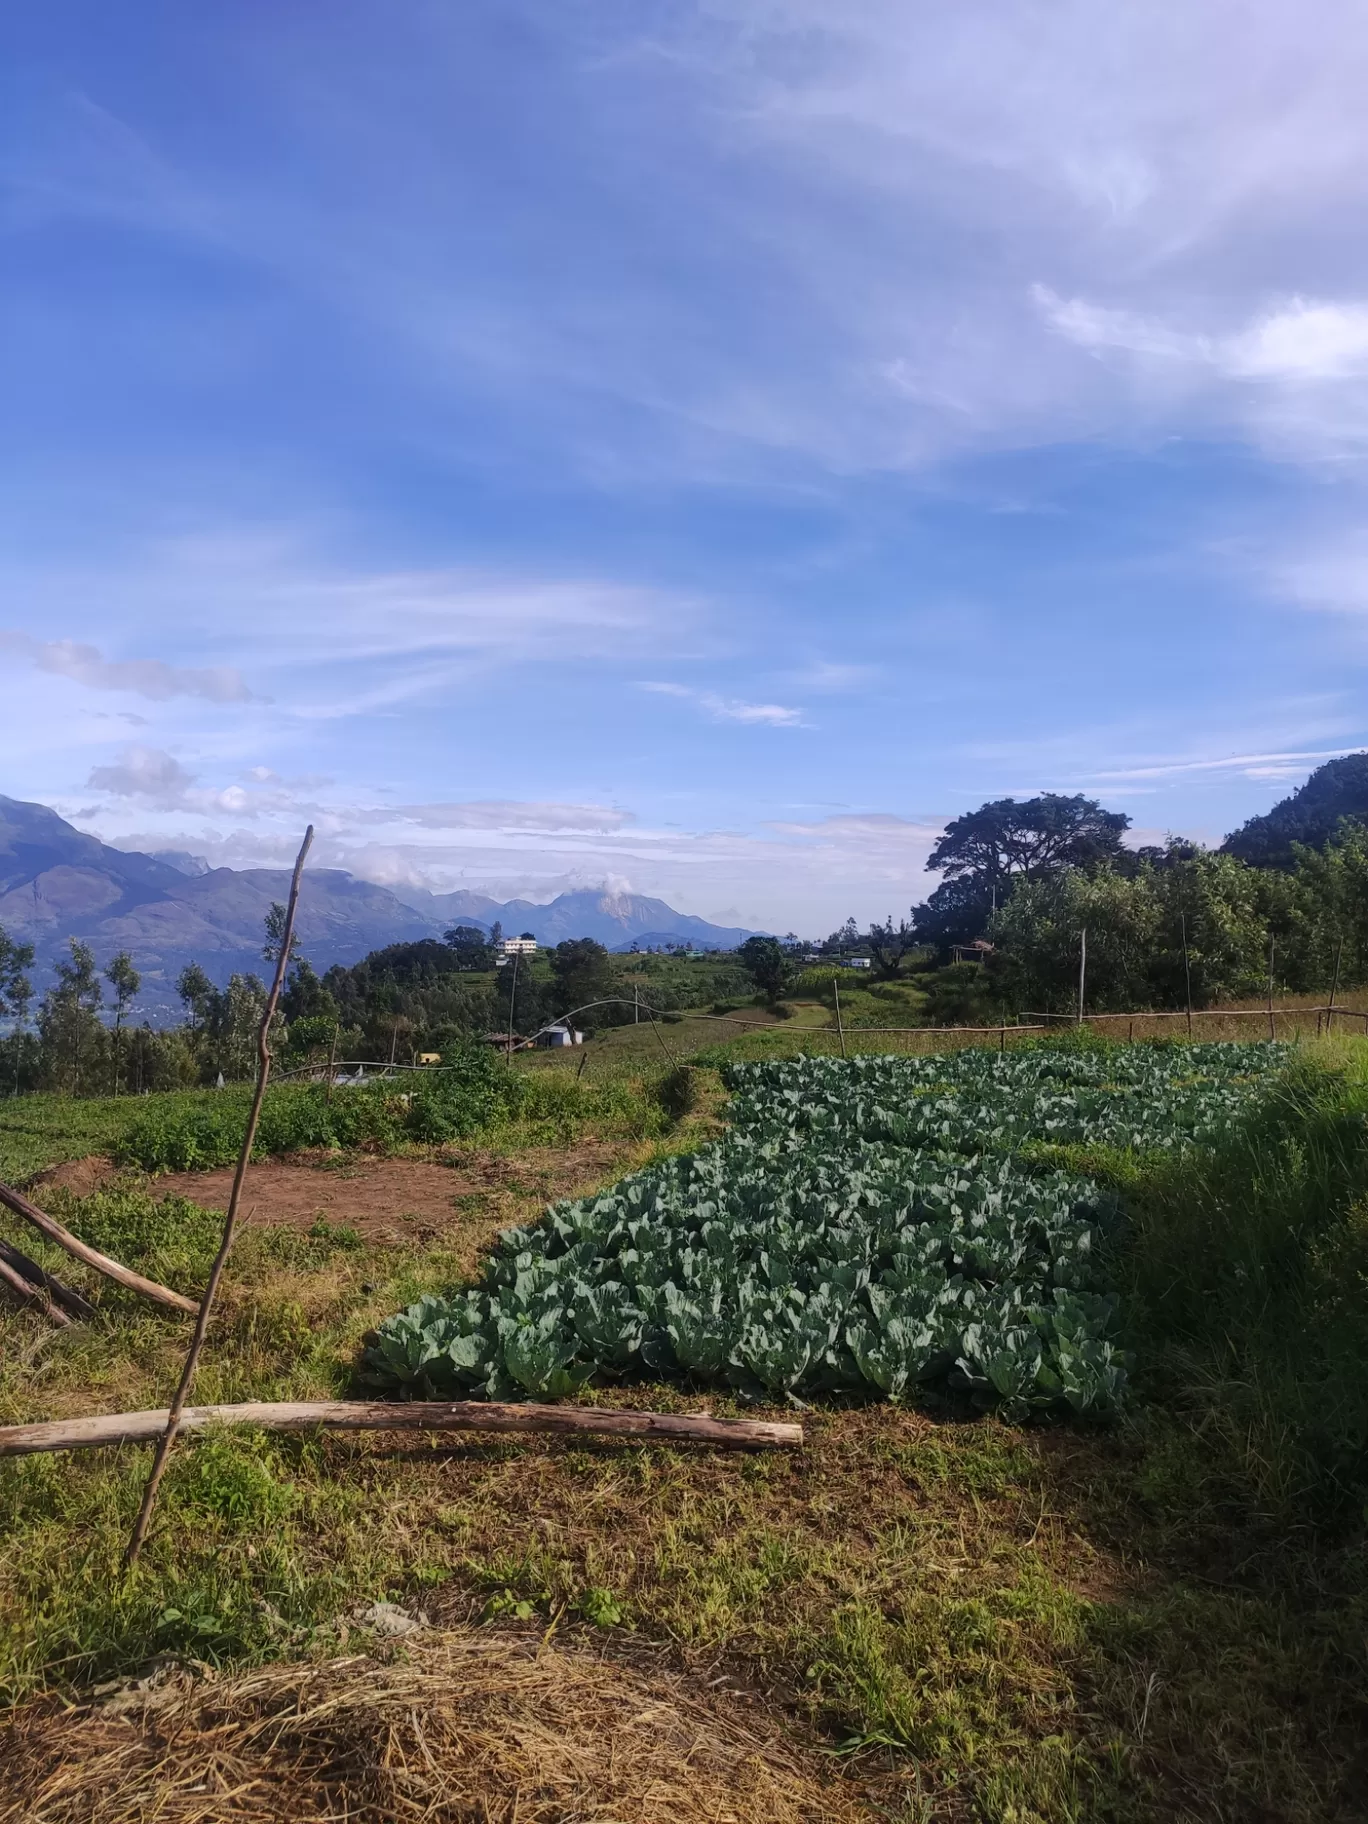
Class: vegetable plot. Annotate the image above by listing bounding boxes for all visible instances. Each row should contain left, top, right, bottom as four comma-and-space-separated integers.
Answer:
367, 1043, 1285, 1419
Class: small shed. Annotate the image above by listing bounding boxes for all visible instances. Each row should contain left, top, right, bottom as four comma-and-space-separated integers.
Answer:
537, 1023, 584, 1048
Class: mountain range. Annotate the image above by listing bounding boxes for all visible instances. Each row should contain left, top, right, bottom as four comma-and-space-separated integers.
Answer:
0, 795, 759, 1020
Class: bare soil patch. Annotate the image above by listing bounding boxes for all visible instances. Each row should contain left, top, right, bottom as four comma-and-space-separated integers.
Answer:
0, 1626, 862, 1824
31, 1155, 118, 1198
147, 1140, 642, 1245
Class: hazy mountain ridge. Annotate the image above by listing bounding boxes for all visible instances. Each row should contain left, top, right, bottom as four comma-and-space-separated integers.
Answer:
0, 795, 758, 1018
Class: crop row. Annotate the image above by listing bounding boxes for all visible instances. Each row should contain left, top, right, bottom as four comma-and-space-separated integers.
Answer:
367, 1041, 1286, 1419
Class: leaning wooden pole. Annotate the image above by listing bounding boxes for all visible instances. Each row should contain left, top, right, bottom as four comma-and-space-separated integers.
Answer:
0, 1233, 97, 1322
1, 1399, 804, 1459
123, 825, 313, 1570
0, 1252, 71, 1326
0, 1181, 197, 1316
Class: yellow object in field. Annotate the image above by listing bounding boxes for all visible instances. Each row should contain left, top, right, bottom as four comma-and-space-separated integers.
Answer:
416, 1052, 441, 1066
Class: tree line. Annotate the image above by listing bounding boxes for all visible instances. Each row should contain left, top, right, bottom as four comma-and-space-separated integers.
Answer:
5, 760, 1367, 1093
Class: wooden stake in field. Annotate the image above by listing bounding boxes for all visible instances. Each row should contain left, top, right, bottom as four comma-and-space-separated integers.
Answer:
833, 977, 847, 1059
123, 824, 313, 1571
1077, 928, 1087, 1026
1267, 932, 1277, 1042
1328, 935, 1343, 1036
1180, 910, 1194, 1040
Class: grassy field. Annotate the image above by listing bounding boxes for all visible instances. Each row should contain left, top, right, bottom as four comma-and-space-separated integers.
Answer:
2, 1033, 1366, 1821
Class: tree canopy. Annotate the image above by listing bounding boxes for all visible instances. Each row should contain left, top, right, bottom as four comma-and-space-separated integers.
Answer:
927, 794, 1131, 886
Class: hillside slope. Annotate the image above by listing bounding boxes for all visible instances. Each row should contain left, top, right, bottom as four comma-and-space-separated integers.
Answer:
1223, 753, 1368, 866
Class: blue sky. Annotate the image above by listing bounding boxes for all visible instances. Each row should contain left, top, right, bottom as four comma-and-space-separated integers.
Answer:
5, 2, 1368, 932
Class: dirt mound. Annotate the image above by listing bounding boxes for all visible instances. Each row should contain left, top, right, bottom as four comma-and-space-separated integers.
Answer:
0, 1629, 860, 1824
30, 1155, 117, 1198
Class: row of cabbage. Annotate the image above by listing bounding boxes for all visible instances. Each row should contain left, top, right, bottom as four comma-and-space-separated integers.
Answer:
723, 1042, 1288, 1155
366, 1042, 1285, 1418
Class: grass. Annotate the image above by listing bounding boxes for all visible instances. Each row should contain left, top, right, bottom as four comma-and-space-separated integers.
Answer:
2, 1036, 1367, 1819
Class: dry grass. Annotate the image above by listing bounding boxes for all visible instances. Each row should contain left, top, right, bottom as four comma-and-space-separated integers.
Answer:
0, 1626, 861, 1824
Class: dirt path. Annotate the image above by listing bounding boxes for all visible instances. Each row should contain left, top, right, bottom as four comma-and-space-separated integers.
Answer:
37, 1142, 643, 1247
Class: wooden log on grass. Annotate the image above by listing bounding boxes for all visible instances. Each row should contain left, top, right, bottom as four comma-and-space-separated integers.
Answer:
0, 1180, 199, 1317
0, 1234, 97, 1322
0, 1399, 804, 1459
0, 1252, 72, 1326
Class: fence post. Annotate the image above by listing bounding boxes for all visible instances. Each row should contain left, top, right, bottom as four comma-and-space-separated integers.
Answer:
834, 978, 847, 1059
1180, 910, 1193, 1040
1077, 928, 1087, 1026
1267, 933, 1276, 1042
1327, 935, 1343, 1037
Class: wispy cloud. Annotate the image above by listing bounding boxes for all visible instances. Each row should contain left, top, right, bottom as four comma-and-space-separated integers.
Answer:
389, 801, 633, 834
639, 682, 806, 726
1091, 746, 1367, 783
0, 631, 252, 702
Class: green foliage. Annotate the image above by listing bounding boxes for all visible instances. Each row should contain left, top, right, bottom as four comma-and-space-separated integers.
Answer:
548, 937, 621, 1031
168, 1428, 296, 1528
737, 935, 792, 1004
1122, 1055, 1368, 1535
117, 1046, 515, 1170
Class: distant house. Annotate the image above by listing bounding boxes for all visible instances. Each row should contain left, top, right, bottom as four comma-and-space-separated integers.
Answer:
840, 956, 872, 970
537, 1023, 584, 1048
494, 935, 538, 964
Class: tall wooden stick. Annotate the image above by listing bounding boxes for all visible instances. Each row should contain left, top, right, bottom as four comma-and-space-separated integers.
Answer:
123, 826, 313, 1570
1267, 932, 1276, 1042
1180, 910, 1193, 1040
1077, 928, 1087, 1026
834, 977, 847, 1058
1327, 935, 1343, 1035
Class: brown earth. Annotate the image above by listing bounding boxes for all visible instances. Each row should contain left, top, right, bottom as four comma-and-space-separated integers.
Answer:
48, 1141, 645, 1246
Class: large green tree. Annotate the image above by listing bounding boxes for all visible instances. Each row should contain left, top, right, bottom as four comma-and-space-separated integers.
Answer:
104, 950, 140, 1094
738, 936, 792, 1005
549, 939, 618, 1030
917, 794, 1131, 953
39, 940, 106, 1094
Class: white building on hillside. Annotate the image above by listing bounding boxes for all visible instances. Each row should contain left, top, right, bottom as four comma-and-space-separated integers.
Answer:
495, 935, 538, 963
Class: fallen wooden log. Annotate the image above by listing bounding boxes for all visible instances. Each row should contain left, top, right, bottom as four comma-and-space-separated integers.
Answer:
0, 1399, 804, 1459
0, 1252, 72, 1326
0, 1234, 98, 1322
0, 1180, 198, 1317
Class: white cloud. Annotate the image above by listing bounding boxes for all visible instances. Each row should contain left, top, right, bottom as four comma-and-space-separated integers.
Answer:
0, 631, 252, 702
639, 682, 805, 726
83, 745, 312, 818
86, 747, 197, 801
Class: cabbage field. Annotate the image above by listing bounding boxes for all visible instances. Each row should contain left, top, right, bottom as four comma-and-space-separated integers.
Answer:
366, 1042, 1287, 1419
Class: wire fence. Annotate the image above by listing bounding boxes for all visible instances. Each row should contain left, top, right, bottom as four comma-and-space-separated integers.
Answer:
278, 992, 1367, 1086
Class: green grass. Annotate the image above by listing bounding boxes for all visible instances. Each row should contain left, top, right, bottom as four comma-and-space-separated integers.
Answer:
2, 1038, 1367, 1820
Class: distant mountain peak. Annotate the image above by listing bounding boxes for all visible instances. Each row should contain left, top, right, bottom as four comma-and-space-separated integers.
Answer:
0, 794, 761, 1020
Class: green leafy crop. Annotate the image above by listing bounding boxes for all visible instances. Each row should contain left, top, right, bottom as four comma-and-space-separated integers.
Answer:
366, 1042, 1286, 1420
